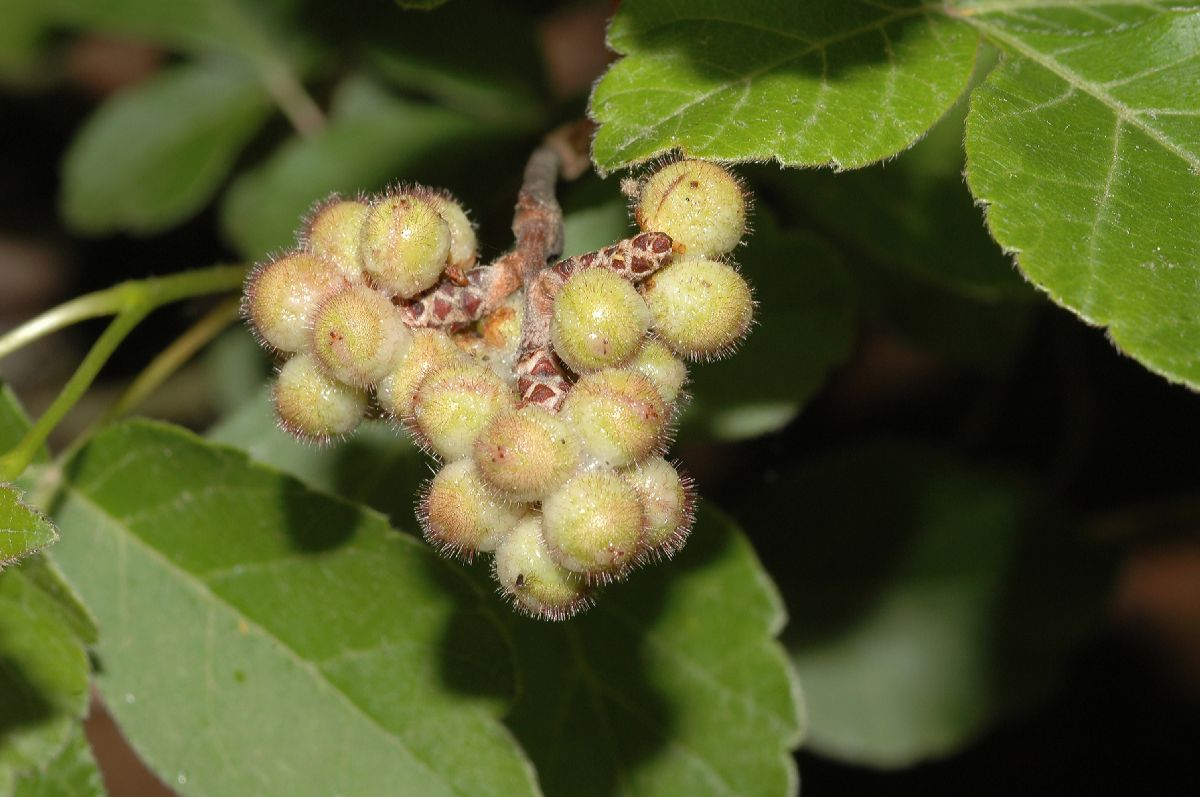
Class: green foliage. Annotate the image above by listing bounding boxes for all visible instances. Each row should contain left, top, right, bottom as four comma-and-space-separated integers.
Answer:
964, 7, 1200, 387
0, 487, 57, 568
52, 421, 539, 797
592, 0, 1200, 387
11, 730, 104, 797
211, 394, 804, 796
505, 507, 803, 797
0, 390, 93, 797
44, 0, 303, 60
62, 61, 272, 234
591, 0, 980, 172
3, 0, 1197, 791
221, 78, 495, 259
0, 570, 94, 797
752, 443, 1110, 767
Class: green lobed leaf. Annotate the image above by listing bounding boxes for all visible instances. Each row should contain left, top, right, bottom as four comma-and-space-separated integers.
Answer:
960, 5, 1200, 386
504, 506, 804, 797
0, 385, 99, 794
0, 568, 93, 797
209, 387, 426, 525
212, 388, 805, 797
0, 486, 58, 568
61, 60, 272, 235
220, 77, 508, 260
590, 0, 980, 173
51, 421, 540, 797
742, 442, 1110, 767
767, 45, 1030, 302
11, 728, 104, 797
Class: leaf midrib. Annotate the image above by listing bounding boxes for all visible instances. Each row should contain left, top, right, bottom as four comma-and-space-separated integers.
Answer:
61, 483, 476, 797
957, 14, 1200, 170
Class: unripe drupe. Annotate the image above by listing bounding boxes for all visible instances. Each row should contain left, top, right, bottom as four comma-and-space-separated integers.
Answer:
642, 258, 753, 361
360, 192, 451, 298
245, 252, 346, 353
376, 328, 464, 419
494, 514, 591, 621
636, 159, 747, 258
306, 198, 369, 280
551, 268, 651, 373
542, 468, 645, 582
473, 406, 579, 501
421, 459, 523, 560
562, 368, 668, 468
428, 192, 478, 273
623, 456, 693, 561
310, 284, 411, 387
628, 337, 688, 405
272, 353, 367, 444
411, 362, 514, 460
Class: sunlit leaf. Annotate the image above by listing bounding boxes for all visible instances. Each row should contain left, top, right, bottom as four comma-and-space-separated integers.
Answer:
591, 0, 979, 172
960, 5, 1200, 386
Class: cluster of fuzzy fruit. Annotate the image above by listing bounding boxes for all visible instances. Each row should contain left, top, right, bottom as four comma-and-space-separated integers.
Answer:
243, 160, 753, 620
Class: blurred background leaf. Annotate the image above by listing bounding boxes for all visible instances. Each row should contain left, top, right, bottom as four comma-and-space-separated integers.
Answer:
736, 442, 1112, 767
61, 60, 272, 235
220, 76, 531, 260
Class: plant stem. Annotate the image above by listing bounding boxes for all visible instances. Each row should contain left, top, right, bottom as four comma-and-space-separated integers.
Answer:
0, 310, 146, 481
260, 60, 326, 137
100, 297, 242, 425
0, 290, 126, 362
0, 265, 246, 482
0, 265, 246, 364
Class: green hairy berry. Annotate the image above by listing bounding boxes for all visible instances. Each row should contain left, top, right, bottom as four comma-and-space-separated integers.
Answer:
421, 459, 523, 560
623, 456, 693, 561
310, 284, 411, 387
628, 337, 688, 405
642, 258, 754, 361
636, 159, 747, 259
428, 192, 478, 273
376, 328, 465, 419
360, 191, 451, 298
245, 251, 346, 354
473, 406, 580, 501
562, 368, 668, 468
272, 353, 367, 444
411, 362, 514, 460
541, 468, 645, 583
493, 514, 591, 621
551, 268, 651, 373
306, 198, 370, 280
